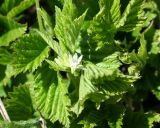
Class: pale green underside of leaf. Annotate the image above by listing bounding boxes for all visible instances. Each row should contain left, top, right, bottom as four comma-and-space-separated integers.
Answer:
0, 26, 27, 47
7, 0, 35, 18
32, 66, 71, 127
12, 32, 50, 74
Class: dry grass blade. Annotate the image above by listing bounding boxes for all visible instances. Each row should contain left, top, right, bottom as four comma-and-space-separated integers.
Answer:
0, 98, 10, 122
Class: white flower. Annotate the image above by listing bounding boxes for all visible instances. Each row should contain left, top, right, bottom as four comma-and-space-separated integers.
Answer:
69, 53, 83, 73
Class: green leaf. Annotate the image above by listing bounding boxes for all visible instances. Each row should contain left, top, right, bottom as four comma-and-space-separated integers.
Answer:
0, 0, 22, 14
123, 111, 148, 128
12, 32, 50, 74
79, 120, 96, 128
36, 8, 54, 35
84, 52, 121, 81
138, 35, 147, 66
86, 0, 122, 62
72, 53, 137, 115
71, 72, 98, 115
7, 0, 35, 18
0, 26, 27, 47
32, 65, 71, 127
35, 30, 60, 54
106, 104, 125, 128
1, 65, 14, 85
152, 89, 160, 101
117, 0, 145, 31
109, 0, 121, 27
0, 14, 22, 30
55, 0, 87, 53
5, 84, 34, 120
149, 30, 160, 55
0, 65, 6, 82
0, 83, 6, 97
146, 113, 160, 128
0, 118, 41, 128
99, 0, 121, 27
0, 48, 12, 65
80, 39, 119, 63
120, 35, 147, 75
46, 53, 70, 72
0, 15, 27, 46
88, 0, 118, 44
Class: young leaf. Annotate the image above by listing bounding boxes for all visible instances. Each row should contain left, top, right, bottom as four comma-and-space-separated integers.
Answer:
55, 0, 87, 53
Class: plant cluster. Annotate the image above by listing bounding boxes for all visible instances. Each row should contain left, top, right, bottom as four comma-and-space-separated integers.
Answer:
0, 0, 160, 127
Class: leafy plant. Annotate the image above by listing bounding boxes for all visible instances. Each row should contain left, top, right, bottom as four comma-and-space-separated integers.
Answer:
0, 0, 160, 127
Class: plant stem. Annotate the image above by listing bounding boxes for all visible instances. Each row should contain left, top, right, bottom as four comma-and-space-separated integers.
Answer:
35, 0, 43, 31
